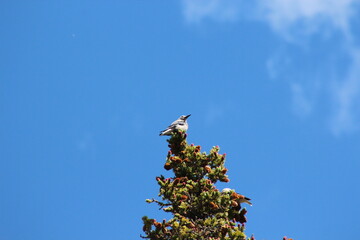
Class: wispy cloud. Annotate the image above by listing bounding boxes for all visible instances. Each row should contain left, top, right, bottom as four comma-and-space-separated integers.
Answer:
181, 0, 242, 23
330, 48, 360, 135
257, 0, 360, 135
180, 0, 360, 135
291, 83, 313, 117
257, 0, 357, 41
266, 51, 291, 80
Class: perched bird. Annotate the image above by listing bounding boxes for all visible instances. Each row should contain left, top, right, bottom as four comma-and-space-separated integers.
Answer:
222, 188, 252, 206
159, 114, 191, 136
235, 193, 252, 206
222, 188, 234, 193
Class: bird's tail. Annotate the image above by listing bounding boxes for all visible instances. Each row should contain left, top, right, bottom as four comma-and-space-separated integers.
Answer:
159, 128, 172, 136
244, 197, 252, 206
237, 195, 253, 206
159, 130, 167, 136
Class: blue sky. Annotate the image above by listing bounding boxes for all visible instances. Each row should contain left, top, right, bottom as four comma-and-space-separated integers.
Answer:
1, 1, 360, 239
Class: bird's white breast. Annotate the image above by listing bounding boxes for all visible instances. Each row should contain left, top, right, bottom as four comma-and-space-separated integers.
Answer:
175, 122, 188, 131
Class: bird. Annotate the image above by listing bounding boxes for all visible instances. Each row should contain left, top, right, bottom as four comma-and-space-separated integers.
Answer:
222, 188, 234, 193
236, 194, 252, 206
159, 114, 191, 136
222, 188, 252, 206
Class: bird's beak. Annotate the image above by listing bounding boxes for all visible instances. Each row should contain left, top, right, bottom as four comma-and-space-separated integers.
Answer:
185, 114, 191, 119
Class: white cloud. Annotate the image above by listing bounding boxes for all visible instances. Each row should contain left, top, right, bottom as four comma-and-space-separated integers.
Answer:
257, 0, 360, 134
257, 0, 358, 40
182, 0, 359, 31
330, 48, 360, 135
180, 0, 360, 135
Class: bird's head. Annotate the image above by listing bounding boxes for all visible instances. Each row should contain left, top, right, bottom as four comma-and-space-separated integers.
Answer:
179, 114, 191, 120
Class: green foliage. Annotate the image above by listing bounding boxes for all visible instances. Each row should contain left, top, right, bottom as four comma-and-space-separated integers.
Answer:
142, 132, 252, 240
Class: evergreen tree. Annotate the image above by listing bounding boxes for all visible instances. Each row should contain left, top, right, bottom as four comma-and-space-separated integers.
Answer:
141, 131, 254, 240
